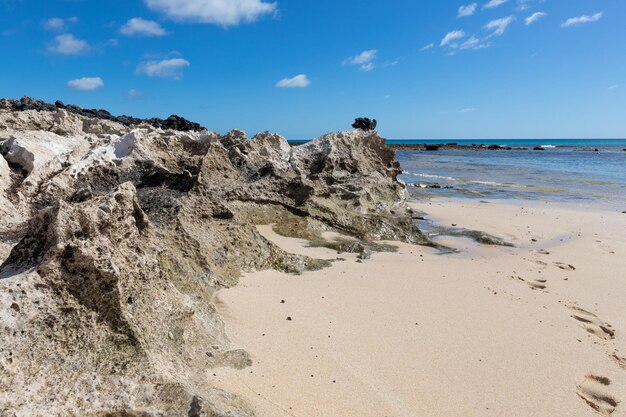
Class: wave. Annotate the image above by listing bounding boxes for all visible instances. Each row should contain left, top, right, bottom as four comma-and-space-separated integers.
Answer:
405, 172, 503, 186
406, 172, 458, 181
404, 171, 571, 192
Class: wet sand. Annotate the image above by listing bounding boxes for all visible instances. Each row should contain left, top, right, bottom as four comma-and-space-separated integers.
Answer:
212, 198, 626, 417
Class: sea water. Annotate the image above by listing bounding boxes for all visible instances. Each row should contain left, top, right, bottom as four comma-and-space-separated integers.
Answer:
394, 139, 626, 209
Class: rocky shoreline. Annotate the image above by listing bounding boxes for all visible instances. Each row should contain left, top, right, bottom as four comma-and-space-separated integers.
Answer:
388, 143, 520, 151
0, 100, 425, 416
292, 141, 551, 151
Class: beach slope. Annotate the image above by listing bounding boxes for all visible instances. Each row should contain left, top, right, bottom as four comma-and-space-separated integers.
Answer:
215, 198, 626, 417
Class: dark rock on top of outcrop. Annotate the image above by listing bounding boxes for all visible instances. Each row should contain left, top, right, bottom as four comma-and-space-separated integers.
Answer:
352, 117, 377, 131
0, 96, 205, 132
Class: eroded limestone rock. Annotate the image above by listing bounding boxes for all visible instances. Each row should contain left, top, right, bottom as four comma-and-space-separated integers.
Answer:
0, 104, 424, 416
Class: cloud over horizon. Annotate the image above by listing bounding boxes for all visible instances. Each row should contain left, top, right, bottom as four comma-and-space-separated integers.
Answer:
144, 0, 277, 26
276, 74, 310, 88
48, 34, 89, 55
67, 77, 104, 91
440, 30, 466, 47
484, 15, 515, 36
121, 18, 167, 36
460, 36, 490, 51
525, 12, 547, 26
136, 58, 190, 79
561, 12, 603, 28
128, 89, 144, 98
458, 3, 477, 18
483, 0, 508, 9
343, 50, 378, 71
42, 17, 78, 31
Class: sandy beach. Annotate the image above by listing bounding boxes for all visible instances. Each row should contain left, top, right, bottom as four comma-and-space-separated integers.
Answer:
214, 198, 626, 417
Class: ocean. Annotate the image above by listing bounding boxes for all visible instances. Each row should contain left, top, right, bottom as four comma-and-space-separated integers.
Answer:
392, 139, 626, 209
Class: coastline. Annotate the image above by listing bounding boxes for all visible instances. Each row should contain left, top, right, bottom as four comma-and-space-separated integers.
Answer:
2, 101, 625, 415
289, 139, 626, 152
213, 197, 626, 417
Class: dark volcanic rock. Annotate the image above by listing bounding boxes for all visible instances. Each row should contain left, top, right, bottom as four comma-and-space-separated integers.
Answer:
0, 96, 205, 132
352, 117, 377, 131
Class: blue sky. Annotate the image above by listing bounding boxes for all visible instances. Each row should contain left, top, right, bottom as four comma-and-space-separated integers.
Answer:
1, 0, 625, 139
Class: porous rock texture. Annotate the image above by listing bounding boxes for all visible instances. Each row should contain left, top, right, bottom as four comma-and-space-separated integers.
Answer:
0, 102, 425, 416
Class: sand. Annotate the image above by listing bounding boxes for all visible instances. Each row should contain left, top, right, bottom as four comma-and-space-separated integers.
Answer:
212, 198, 626, 417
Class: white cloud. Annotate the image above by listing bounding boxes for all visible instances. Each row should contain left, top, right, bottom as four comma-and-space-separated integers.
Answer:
136, 58, 190, 79
48, 34, 89, 55
67, 77, 104, 91
446, 36, 491, 55
43, 18, 65, 31
525, 12, 547, 25
440, 30, 465, 47
420, 43, 435, 51
459, 36, 490, 50
561, 12, 603, 28
144, 0, 277, 26
607, 85, 618, 91
128, 89, 144, 98
121, 18, 167, 36
276, 74, 310, 88
360, 62, 374, 72
438, 108, 477, 115
343, 49, 378, 71
458, 3, 477, 17
383, 60, 399, 67
483, 0, 508, 9
43, 17, 78, 31
484, 15, 514, 36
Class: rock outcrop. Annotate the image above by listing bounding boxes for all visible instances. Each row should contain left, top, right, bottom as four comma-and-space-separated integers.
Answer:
0, 101, 425, 416
0, 97, 205, 132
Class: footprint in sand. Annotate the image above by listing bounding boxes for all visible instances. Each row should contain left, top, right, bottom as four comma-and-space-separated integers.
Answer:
554, 262, 576, 271
576, 374, 620, 415
612, 354, 626, 370
528, 278, 547, 290
569, 306, 616, 340
511, 275, 548, 290
525, 258, 548, 267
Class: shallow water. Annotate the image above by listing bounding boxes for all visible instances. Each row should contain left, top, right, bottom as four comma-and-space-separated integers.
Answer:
396, 141, 626, 209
